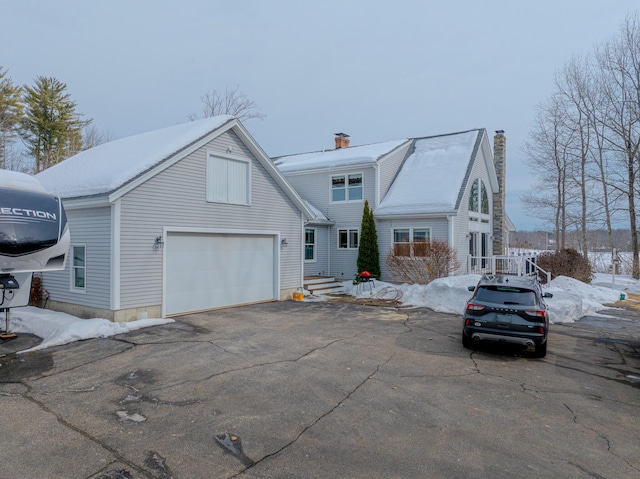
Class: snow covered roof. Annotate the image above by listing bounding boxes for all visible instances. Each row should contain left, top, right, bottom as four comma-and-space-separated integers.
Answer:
375, 130, 482, 216
0, 169, 47, 193
36, 116, 235, 199
274, 139, 408, 173
303, 199, 333, 224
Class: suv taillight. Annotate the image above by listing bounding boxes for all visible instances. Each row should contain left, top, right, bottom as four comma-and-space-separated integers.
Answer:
466, 302, 485, 311
524, 309, 546, 319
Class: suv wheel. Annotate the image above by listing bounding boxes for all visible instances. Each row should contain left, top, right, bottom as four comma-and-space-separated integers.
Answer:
530, 341, 547, 358
462, 332, 474, 349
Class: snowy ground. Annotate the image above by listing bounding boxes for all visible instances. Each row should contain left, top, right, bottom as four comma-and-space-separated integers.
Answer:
338, 272, 633, 323
3, 273, 637, 355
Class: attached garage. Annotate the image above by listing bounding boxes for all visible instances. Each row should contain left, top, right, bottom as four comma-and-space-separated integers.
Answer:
37, 117, 314, 322
164, 230, 279, 316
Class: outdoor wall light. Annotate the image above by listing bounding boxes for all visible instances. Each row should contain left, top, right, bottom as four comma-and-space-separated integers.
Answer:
281, 238, 288, 247
154, 235, 164, 250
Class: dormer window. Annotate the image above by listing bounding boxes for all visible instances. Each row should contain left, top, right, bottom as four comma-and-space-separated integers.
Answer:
332, 173, 362, 202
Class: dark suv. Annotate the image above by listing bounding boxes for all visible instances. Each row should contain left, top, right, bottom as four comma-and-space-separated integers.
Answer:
462, 274, 553, 358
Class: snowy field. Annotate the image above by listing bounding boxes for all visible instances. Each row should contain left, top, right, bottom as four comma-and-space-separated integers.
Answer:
4, 272, 636, 355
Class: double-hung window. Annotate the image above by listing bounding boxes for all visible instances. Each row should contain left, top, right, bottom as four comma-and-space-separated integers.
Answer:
338, 229, 358, 249
393, 228, 431, 257
207, 153, 250, 205
305, 228, 316, 261
332, 173, 362, 202
71, 245, 86, 292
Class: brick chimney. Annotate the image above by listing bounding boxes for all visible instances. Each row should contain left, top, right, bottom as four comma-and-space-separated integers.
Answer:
334, 133, 350, 149
492, 130, 506, 255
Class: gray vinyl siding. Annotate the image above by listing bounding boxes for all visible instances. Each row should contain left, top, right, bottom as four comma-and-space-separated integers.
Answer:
41, 206, 112, 308
304, 225, 330, 277
285, 166, 375, 279
377, 142, 412, 205
377, 217, 449, 281
453, 140, 495, 270
118, 130, 303, 309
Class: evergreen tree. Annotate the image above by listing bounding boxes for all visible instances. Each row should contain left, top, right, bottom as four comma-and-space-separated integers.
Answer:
0, 66, 23, 169
357, 200, 381, 278
20, 76, 91, 172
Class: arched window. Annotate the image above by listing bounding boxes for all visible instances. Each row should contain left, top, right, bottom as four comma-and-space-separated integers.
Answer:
469, 179, 489, 215
480, 181, 489, 214
469, 179, 479, 212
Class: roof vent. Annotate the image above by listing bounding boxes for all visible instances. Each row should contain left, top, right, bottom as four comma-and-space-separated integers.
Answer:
334, 133, 350, 149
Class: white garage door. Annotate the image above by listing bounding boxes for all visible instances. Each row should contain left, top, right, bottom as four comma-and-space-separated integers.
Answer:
165, 232, 277, 316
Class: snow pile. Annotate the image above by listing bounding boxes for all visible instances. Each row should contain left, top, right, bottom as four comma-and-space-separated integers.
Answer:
9, 307, 173, 353
399, 274, 480, 314
546, 276, 622, 324
345, 274, 624, 324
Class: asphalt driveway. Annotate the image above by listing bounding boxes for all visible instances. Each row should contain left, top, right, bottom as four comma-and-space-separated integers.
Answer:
1, 300, 639, 478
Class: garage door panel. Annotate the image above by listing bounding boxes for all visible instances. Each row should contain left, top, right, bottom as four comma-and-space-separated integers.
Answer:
165, 233, 277, 315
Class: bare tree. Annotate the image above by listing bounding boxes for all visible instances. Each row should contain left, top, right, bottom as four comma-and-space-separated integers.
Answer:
188, 86, 266, 122
556, 55, 597, 257
594, 12, 640, 277
82, 124, 113, 150
522, 94, 577, 249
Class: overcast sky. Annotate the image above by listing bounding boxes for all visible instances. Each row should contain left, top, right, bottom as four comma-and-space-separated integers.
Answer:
2, 1, 638, 230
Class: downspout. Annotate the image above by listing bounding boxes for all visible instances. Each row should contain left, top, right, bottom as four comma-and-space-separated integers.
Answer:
110, 199, 121, 311
447, 215, 455, 248
301, 211, 305, 287
328, 224, 332, 277
447, 214, 458, 274
373, 163, 380, 208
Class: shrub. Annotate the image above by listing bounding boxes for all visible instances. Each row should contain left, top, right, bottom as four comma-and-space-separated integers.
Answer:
535, 248, 592, 283
357, 200, 381, 278
385, 240, 460, 284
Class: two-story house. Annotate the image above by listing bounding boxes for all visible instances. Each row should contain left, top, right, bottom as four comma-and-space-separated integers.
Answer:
274, 129, 513, 282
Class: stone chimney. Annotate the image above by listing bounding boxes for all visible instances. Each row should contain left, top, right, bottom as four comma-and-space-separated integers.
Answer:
492, 130, 506, 255
334, 133, 350, 149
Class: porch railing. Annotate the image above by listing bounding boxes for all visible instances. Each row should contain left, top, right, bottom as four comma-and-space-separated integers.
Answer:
466, 255, 551, 285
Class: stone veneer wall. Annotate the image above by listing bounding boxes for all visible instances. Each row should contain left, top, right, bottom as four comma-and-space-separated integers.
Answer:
492, 132, 506, 254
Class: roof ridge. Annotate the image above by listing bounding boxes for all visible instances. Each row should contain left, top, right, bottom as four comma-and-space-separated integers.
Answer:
273, 138, 409, 160
409, 128, 483, 142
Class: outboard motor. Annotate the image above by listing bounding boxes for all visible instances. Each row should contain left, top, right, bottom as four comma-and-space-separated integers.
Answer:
0, 169, 70, 274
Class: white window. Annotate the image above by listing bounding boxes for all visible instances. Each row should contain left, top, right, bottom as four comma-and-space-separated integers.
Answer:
469, 178, 489, 215
393, 228, 431, 257
207, 153, 250, 205
338, 229, 358, 249
332, 173, 362, 202
71, 244, 86, 292
305, 228, 316, 261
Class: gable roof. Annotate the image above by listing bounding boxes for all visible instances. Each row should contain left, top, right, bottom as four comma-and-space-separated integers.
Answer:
375, 129, 485, 217
35, 116, 315, 219
37, 116, 235, 199
273, 139, 409, 173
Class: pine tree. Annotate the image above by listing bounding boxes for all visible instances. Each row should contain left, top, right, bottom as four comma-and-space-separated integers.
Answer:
20, 76, 91, 172
0, 66, 23, 169
357, 200, 381, 278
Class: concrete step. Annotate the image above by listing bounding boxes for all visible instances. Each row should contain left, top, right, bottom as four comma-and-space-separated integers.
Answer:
304, 276, 337, 285
303, 277, 345, 295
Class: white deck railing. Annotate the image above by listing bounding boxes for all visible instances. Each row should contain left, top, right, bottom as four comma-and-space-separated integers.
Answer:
466, 255, 551, 285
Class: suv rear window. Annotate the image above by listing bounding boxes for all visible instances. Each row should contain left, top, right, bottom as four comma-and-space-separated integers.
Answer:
475, 286, 537, 306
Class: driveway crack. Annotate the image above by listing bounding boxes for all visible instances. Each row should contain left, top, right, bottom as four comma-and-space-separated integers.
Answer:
226, 354, 394, 478
21, 391, 154, 478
